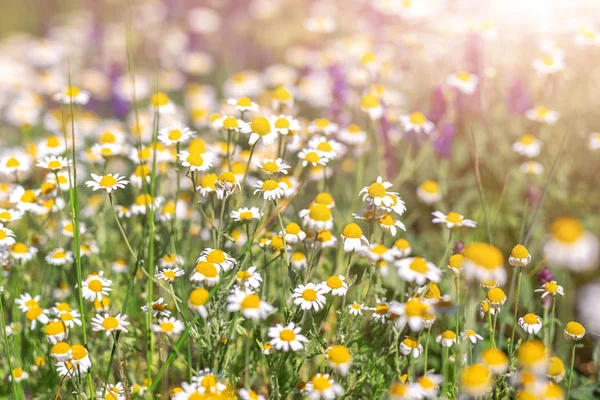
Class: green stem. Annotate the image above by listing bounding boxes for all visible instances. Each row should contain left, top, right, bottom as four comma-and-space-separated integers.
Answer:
509, 269, 523, 354
424, 327, 431, 373
0, 294, 18, 398
549, 297, 557, 347
567, 343, 577, 399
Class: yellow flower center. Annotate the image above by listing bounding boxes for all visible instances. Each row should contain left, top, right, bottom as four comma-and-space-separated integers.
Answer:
274, 87, 292, 101
222, 117, 239, 130
236, 271, 252, 280
371, 244, 388, 255
21, 190, 37, 203
279, 329, 296, 341
150, 92, 170, 107
88, 280, 103, 292
402, 336, 419, 348
236, 97, 252, 107
250, 117, 271, 136
394, 238, 410, 250
100, 131, 116, 143
218, 171, 236, 184
65, 86, 80, 97
262, 179, 279, 191
0, 231, 6, 240
292, 252, 305, 261
487, 288, 506, 304
51, 342, 70, 355
482, 348, 508, 366
442, 330, 456, 340
409, 112, 426, 125
361, 94, 380, 109
308, 204, 331, 222
342, 223, 363, 239
368, 182, 387, 197
168, 129, 182, 141
461, 364, 491, 388
196, 261, 218, 278
241, 294, 261, 309
52, 251, 66, 259
201, 174, 217, 189
48, 160, 62, 169
311, 376, 332, 391
457, 71, 471, 82
519, 134, 536, 145
544, 281, 559, 294
463, 243, 504, 271
511, 244, 529, 259
565, 321, 585, 336
285, 223, 301, 235
448, 254, 463, 270
523, 313, 538, 325
160, 322, 175, 332
189, 288, 210, 306
262, 161, 279, 173
239, 211, 253, 220
375, 304, 389, 315
420, 180, 440, 194
551, 217, 584, 243
302, 289, 318, 301
47, 136, 61, 147
12, 242, 28, 254
102, 316, 119, 330
326, 276, 343, 289
304, 152, 321, 164
274, 117, 289, 129
200, 375, 217, 389
409, 257, 428, 274
542, 55, 554, 66
314, 118, 330, 129
445, 212, 463, 224
45, 321, 66, 335
0, 211, 11, 220
518, 340, 546, 364
99, 176, 117, 187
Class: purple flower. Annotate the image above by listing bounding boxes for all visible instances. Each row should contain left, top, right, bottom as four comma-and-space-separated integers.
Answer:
453, 240, 465, 255
428, 85, 447, 124
506, 78, 532, 115
433, 124, 456, 159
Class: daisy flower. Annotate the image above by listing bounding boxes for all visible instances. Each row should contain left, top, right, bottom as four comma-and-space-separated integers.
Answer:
512, 134, 542, 158
227, 96, 259, 113
215, 171, 240, 199
177, 150, 213, 172
298, 149, 329, 168
81, 272, 112, 301
197, 173, 217, 197
10, 187, 41, 213
326, 345, 352, 377
235, 266, 262, 289
548, 356, 566, 383
399, 336, 423, 358
44, 320, 69, 344
338, 124, 367, 145
436, 330, 458, 347
141, 298, 171, 318
543, 217, 599, 272
255, 158, 290, 176
299, 204, 333, 232
392, 238, 412, 259
509, 244, 531, 267
188, 288, 210, 318
564, 321, 585, 341
10, 242, 38, 262
292, 283, 327, 311
212, 115, 248, 133
271, 115, 299, 136
462, 242, 507, 285
486, 288, 507, 308
158, 122, 195, 146
360, 93, 384, 120
152, 317, 185, 336
282, 223, 306, 244
446, 71, 479, 94
481, 348, 509, 374
85, 173, 129, 193
50, 342, 72, 362
91, 313, 130, 336
54, 86, 90, 104
396, 257, 441, 285
461, 329, 484, 344
400, 111, 435, 134
363, 243, 395, 264
158, 254, 185, 269
517, 340, 548, 373
388, 299, 430, 332
340, 223, 368, 253
388, 382, 424, 400
0, 208, 23, 223
525, 106, 559, 124
230, 207, 261, 223
8, 368, 29, 383
291, 252, 308, 270
377, 213, 406, 236
532, 54, 565, 74
36, 156, 71, 172
359, 176, 398, 209
96, 383, 126, 400
0, 224, 16, 247
431, 211, 477, 229
189, 261, 220, 286
149, 91, 176, 114
226, 288, 274, 320
447, 253, 463, 275
519, 313, 543, 335
45, 248, 73, 266
1, 154, 31, 176
348, 302, 365, 316
304, 373, 344, 399
372, 299, 390, 323
308, 118, 338, 136
254, 179, 287, 200
460, 364, 492, 397
322, 275, 348, 296
417, 180, 442, 205
520, 161, 544, 175
268, 322, 308, 352
243, 116, 278, 146
197, 248, 237, 272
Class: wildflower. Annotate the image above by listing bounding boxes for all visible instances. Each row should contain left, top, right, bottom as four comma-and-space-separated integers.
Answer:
525, 106, 559, 124
481, 348, 509, 374
96, 382, 126, 400
392, 238, 412, 258
268, 322, 308, 352
326, 345, 352, 376
281, 223, 306, 244
226, 288, 274, 320
54, 85, 90, 104
230, 207, 261, 223
157, 267, 185, 283
158, 122, 195, 146
298, 149, 329, 167
158, 254, 184, 269
520, 161, 544, 175
359, 176, 398, 209
292, 252, 307, 269
400, 112, 435, 134
308, 118, 338, 136
36, 156, 71, 171
363, 243, 394, 264
480, 280, 499, 291
340, 223, 368, 253
292, 283, 327, 311
564, 321, 585, 340
256, 158, 290, 176
532, 53, 565, 74
149, 91, 176, 114
512, 134, 542, 158
141, 298, 171, 318
548, 356, 565, 382
239, 389, 266, 400
399, 336, 423, 358
396, 257, 441, 285
0, 208, 22, 223
486, 288, 507, 308
304, 373, 344, 399
197, 248, 237, 272
322, 275, 348, 296
188, 288, 210, 318
417, 180, 442, 205
152, 317, 185, 336
50, 342, 72, 362
235, 266, 262, 289
45, 248, 73, 266
377, 213, 406, 236
10, 242, 38, 262
338, 124, 367, 145
388, 382, 424, 400
460, 364, 492, 397
215, 171, 240, 199
91, 313, 130, 336
81, 272, 112, 301
447, 71, 479, 94
8, 368, 29, 383
519, 313, 543, 335
271, 115, 300, 136
177, 150, 213, 172
0, 224, 16, 247
509, 244, 531, 268
85, 173, 129, 193
299, 204, 333, 232
479, 300, 497, 319
436, 330, 457, 348
447, 253, 463, 275
227, 96, 259, 113
348, 302, 366, 316
243, 116, 278, 146
543, 217, 599, 272
44, 320, 68, 344
462, 242, 506, 285
518, 340, 548, 374
254, 179, 287, 200
190, 261, 220, 286
535, 280, 564, 298
431, 211, 477, 229
10, 187, 41, 213
461, 329, 484, 344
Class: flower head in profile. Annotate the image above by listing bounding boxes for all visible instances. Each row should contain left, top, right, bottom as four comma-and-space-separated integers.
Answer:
226, 288, 274, 320
36, 156, 71, 172
85, 173, 129, 193
54, 86, 90, 104
446, 71, 479, 94
432, 211, 476, 229
400, 111, 435, 134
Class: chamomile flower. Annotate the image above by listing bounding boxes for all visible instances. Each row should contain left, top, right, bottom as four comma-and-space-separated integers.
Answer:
543, 217, 599, 272
486, 288, 507, 308
81, 272, 112, 301
243, 116, 278, 146
299, 204, 333, 232
54, 86, 90, 104
187, 288, 210, 318
548, 356, 565, 382
271, 115, 300, 136
532, 53, 565, 75
8, 368, 29, 383
292, 283, 327, 311
462, 242, 507, 285
197, 248, 237, 272
431, 211, 477, 229
359, 176, 398, 209
304, 373, 344, 399
0, 224, 16, 247
158, 122, 195, 146
589, 132, 600, 150
509, 244, 532, 267
190, 261, 220, 286
461, 329, 484, 344
45, 248, 73, 266
338, 124, 367, 145
340, 223, 368, 253
156, 268, 185, 284
0, 208, 22, 223
141, 298, 171, 318
400, 112, 435, 134
50, 342, 72, 362
308, 118, 338, 136
396, 257, 441, 285
85, 173, 129, 193
322, 275, 348, 296
44, 320, 68, 344
254, 179, 287, 200
235, 266, 262, 289
347, 302, 365, 316
10, 187, 41, 213
177, 150, 213, 172
519, 313, 543, 335
291, 252, 308, 270
91, 313, 130, 336
399, 336, 423, 358
513, 134, 542, 158
298, 149, 329, 167
256, 158, 290, 176
564, 321, 585, 340
152, 317, 185, 336
230, 207, 261, 222
215, 171, 240, 199
460, 364, 492, 397
226, 288, 274, 320
446, 71, 479, 94
481, 348, 509, 374
10, 242, 38, 262
268, 322, 308, 352
436, 330, 458, 347
517, 340, 548, 373
149, 91, 176, 114
392, 238, 412, 259
525, 106, 559, 124
36, 156, 71, 171
96, 383, 126, 400
417, 180, 442, 205
158, 254, 185, 269
227, 96, 259, 113
479, 300, 497, 319
387, 381, 424, 400
239, 389, 266, 400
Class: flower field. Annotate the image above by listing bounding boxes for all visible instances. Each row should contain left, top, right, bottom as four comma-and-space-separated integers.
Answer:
0, 1, 599, 399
